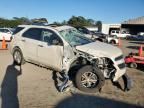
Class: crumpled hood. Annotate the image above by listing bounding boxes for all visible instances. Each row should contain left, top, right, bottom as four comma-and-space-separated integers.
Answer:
76, 42, 122, 58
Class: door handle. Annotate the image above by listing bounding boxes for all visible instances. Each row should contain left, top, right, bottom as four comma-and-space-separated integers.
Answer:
38, 45, 43, 47
21, 39, 26, 42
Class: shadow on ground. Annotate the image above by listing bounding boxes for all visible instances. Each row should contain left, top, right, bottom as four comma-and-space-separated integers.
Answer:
1, 63, 22, 108
55, 93, 144, 108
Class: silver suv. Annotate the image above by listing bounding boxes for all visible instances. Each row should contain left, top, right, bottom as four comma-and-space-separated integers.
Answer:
10, 25, 131, 93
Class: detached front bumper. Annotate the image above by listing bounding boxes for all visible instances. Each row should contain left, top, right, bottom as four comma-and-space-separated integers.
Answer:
112, 60, 133, 91
113, 66, 126, 81
112, 57, 126, 82
122, 73, 133, 91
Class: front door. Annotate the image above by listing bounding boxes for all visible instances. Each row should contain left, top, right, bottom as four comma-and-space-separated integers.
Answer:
37, 29, 63, 71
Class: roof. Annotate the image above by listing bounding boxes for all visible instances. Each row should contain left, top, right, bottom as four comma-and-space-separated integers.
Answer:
18, 25, 54, 29
122, 16, 144, 25
18, 25, 74, 32
54, 25, 74, 31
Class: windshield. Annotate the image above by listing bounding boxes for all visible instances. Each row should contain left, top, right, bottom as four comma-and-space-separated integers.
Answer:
59, 28, 93, 46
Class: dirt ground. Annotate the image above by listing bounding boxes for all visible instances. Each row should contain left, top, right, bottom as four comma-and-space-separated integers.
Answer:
0, 40, 144, 108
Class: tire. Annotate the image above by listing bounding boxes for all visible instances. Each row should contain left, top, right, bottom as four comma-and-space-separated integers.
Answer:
129, 62, 137, 68
13, 48, 25, 65
110, 40, 116, 44
75, 65, 105, 93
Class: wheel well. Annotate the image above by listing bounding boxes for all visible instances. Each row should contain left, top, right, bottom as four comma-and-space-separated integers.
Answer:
110, 40, 116, 43
96, 38, 103, 42
12, 46, 21, 54
68, 57, 90, 79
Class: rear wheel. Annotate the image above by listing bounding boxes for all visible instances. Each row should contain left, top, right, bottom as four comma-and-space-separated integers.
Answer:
110, 40, 116, 44
13, 48, 25, 65
75, 65, 105, 93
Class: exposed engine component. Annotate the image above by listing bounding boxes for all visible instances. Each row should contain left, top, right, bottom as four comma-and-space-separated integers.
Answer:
95, 58, 116, 79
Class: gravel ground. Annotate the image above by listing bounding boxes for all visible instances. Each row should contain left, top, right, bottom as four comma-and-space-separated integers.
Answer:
0, 40, 144, 108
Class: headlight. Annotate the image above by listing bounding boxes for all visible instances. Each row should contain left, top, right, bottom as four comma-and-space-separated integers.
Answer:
115, 55, 123, 61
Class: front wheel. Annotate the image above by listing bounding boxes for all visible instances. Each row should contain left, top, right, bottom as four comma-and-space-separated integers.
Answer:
129, 62, 137, 68
13, 48, 25, 65
75, 65, 105, 93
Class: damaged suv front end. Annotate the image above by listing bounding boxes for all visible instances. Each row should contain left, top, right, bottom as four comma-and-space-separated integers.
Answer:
56, 26, 132, 92
76, 41, 126, 80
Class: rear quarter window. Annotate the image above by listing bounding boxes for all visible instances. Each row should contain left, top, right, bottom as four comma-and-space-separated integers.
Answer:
111, 31, 115, 33
13, 27, 25, 35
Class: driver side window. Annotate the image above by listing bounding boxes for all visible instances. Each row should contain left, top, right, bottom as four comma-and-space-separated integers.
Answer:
41, 29, 63, 45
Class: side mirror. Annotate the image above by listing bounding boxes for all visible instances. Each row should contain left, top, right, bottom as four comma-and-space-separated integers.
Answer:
52, 39, 60, 45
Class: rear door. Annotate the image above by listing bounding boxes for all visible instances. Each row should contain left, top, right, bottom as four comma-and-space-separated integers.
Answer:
21, 28, 42, 62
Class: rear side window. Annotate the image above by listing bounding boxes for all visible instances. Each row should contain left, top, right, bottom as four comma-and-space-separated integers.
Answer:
3, 29, 9, 33
0, 29, 9, 33
116, 31, 119, 33
23, 28, 42, 40
0, 29, 4, 32
13, 27, 24, 35
111, 31, 115, 33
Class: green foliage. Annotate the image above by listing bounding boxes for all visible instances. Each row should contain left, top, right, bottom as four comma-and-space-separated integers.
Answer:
68, 16, 93, 27
0, 16, 102, 31
67, 16, 102, 31
53, 22, 63, 26
0, 17, 31, 28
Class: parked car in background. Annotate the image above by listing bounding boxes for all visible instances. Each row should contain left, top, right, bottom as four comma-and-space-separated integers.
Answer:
126, 32, 144, 40
91, 32, 108, 43
75, 26, 107, 43
107, 35, 119, 44
91, 32, 119, 44
125, 35, 137, 40
110, 30, 130, 38
75, 26, 94, 39
138, 32, 144, 36
126, 35, 144, 41
76, 27, 119, 45
10, 25, 130, 93
0, 28, 14, 41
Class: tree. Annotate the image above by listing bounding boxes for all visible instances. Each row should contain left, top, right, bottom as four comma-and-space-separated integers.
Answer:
31, 18, 48, 25
0, 18, 21, 27
87, 19, 96, 25
96, 21, 102, 32
53, 21, 63, 26
67, 16, 99, 27
61, 20, 67, 25
13, 17, 31, 25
